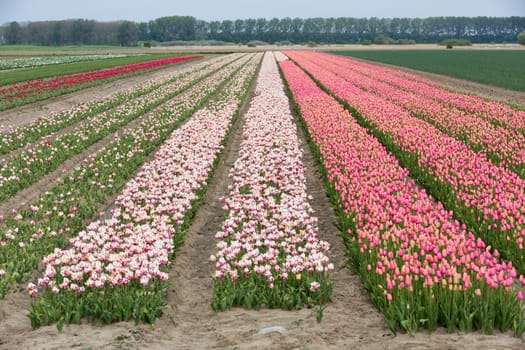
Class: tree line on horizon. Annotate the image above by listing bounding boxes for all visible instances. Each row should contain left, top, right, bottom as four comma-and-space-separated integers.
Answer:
1, 16, 524, 46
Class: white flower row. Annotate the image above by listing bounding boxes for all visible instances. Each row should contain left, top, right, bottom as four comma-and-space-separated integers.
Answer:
0, 54, 139, 70
213, 52, 332, 291
32, 53, 261, 295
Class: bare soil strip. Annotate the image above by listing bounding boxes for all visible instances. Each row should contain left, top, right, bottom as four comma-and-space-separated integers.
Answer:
0, 57, 211, 129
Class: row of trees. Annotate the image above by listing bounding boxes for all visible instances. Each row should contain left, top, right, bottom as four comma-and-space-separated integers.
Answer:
0, 19, 141, 46
1, 16, 524, 46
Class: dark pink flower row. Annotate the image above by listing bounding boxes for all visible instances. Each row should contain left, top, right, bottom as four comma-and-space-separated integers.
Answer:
285, 51, 525, 267
319, 53, 525, 133
280, 58, 524, 294
304, 52, 525, 173
279, 57, 525, 333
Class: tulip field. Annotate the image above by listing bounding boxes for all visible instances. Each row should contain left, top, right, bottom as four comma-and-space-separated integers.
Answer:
0, 47, 525, 347
0, 55, 201, 111
211, 53, 333, 312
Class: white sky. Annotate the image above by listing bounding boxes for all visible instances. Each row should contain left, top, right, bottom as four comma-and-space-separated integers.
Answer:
0, 0, 524, 24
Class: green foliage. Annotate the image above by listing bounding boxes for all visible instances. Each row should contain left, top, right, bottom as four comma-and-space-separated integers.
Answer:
361, 39, 372, 45
375, 35, 416, 45
332, 50, 525, 92
2, 17, 525, 46
439, 38, 472, 46
395, 38, 416, 45
212, 273, 332, 312
518, 32, 525, 45
374, 34, 391, 44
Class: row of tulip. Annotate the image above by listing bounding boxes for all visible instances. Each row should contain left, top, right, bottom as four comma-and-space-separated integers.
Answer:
27, 53, 261, 328
0, 54, 135, 70
0, 55, 201, 110
0, 54, 254, 301
0, 54, 245, 202
212, 52, 333, 313
0, 54, 236, 154
301, 52, 525, 178
279, 57, 525, 335
320, 53, 525, 134
285, 51, 525, 275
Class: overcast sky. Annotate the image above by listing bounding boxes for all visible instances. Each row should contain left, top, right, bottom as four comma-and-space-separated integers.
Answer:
1, 0, 524, 24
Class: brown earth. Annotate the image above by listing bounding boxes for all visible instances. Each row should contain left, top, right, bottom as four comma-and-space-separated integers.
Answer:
0, 54, 524, 349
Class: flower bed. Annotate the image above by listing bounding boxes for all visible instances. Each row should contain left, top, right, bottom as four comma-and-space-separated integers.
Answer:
0, 54, 236, 154
296, 52, 525, 178
0, 55, 201, 110
0, 54, 253, 300
279, 57, 525, 335
0, 55, 244, 202
285, 51, 525, 276
0, 54, 136, 70
27, 53, 261, 328
212, 52, 333, 312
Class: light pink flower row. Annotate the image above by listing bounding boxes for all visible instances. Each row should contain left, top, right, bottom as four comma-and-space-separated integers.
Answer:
0, 54, 245, 198
32, 54, 260, 295
5, 55, 252, 253
213, 52, 332, 289
0, 54, 237, 150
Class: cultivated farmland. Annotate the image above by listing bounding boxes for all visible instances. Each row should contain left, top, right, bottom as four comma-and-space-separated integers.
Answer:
332, 50, 525, 92
0, 48, 524, 350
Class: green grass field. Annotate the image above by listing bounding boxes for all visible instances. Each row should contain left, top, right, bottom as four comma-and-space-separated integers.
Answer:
330, 50, 525, 92
0, 53, 187, 87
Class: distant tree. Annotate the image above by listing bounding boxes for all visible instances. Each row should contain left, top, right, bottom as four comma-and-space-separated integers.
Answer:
137, 22, 150, 41
374, 34, 392, 44
219, 20, 233, 42
518, 32, 525, 45
51, 22, 63, 45
4, 21, 23, 44
1, 16, 524, 46
118, 21, 138, 46
71, 19, 95, 44
149, 16, 196, 41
